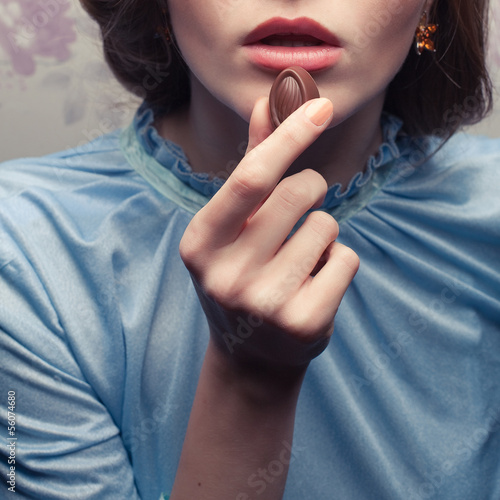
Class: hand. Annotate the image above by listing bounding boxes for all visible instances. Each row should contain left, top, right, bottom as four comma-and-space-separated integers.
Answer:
179, 96, 359, 370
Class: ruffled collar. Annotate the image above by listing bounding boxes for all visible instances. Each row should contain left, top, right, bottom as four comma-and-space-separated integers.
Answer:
123, 102, 407, 214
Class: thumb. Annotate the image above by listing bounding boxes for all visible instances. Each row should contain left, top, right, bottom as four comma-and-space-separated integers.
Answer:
245, 96, 274, 155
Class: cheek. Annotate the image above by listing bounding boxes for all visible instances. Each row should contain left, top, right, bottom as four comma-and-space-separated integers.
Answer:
316, 3, 423, 121
168, 1, 216, 55
351, 2, 422, 84
352, 1, 422, 56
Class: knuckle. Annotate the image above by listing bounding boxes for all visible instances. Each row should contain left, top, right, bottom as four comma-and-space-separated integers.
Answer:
295, 312, 324, 337
179, 229, 199, 268
279, 119, 308, 150
306, 211, 339, 243
303, 168, 328, 192
203, 271, 240, 307
202, 276, 226, 305
203, 261, 255, 309
276, 306, 328, 341
253, 285, 286, 316
179, 218, 207, 268
229, 162, 268, 200
274, 177, 313, 210
337, 244, 361, 273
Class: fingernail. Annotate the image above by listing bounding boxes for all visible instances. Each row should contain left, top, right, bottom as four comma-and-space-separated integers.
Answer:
304, 98, 333, 126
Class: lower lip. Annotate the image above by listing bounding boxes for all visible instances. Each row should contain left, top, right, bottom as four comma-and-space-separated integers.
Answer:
243, 44, 341, 72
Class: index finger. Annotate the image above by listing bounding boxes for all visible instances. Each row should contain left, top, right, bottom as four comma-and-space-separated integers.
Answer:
196, 97, 334, 247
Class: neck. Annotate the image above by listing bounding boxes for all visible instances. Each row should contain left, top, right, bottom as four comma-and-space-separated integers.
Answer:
157, 77, 385, 189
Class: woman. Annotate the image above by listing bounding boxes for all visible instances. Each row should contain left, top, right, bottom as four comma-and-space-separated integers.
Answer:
0, 0, 498, 498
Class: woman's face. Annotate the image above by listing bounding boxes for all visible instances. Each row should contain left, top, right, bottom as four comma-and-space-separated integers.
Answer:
167, 0, 426, 127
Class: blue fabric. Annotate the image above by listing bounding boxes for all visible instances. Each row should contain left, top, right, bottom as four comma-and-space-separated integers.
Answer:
0, 105, 499, 500
132, 101, 407, 210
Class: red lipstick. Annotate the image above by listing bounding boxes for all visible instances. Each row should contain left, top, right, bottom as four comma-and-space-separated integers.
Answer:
243, 17, 342, 72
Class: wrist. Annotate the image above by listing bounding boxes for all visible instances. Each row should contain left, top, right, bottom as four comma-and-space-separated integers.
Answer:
205, 337, 308, 407
171, 339, 305, 499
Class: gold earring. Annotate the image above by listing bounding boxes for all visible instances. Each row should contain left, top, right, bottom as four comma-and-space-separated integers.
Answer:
415, 11, 438, 55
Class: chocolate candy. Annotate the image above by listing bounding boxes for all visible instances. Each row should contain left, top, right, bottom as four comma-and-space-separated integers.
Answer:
269, 66, 320, 129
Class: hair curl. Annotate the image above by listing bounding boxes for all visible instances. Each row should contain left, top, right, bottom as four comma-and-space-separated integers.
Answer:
80, 0, 190, 110
80, 0, 493, 137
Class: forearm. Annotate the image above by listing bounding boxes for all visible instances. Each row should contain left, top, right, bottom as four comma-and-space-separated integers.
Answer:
171, 339, 307, 500
173, 97, 358, 498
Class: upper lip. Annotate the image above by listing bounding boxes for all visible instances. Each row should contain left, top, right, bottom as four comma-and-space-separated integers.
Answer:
243, 17, 340, 46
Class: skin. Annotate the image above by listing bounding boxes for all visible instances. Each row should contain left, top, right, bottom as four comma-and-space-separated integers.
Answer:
163, 1, 430, 498
162, 0, 426, 186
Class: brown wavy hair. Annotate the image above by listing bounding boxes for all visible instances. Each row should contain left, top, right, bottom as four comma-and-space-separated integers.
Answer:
79, 0, 493, 137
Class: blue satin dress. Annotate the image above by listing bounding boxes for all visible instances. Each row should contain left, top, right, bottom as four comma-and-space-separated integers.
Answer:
0, 103, 499, 499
